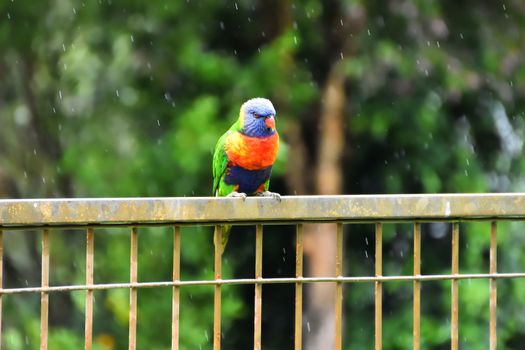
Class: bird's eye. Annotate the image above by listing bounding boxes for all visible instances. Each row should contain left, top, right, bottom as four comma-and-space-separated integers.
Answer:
253, 112, 261, 118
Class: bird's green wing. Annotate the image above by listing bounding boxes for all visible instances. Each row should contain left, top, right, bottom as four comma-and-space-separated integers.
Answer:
263, 178, 270, 191
212, 131, 230, 195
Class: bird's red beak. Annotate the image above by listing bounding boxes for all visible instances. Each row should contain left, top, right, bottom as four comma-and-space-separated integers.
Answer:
265, 116, 275, 130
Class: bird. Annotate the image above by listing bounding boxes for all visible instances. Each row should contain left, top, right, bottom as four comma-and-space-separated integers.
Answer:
212, 97, 280, 252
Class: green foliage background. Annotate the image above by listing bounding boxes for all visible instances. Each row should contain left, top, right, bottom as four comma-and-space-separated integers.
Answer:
1, 0, 525, 349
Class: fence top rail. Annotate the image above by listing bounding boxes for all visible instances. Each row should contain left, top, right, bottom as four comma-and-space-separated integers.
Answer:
1, 193, 525, 227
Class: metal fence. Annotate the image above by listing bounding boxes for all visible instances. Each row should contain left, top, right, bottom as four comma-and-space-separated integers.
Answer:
1, 194, 525, 349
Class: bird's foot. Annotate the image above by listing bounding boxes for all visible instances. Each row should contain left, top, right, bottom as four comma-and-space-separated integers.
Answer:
256, 191, 281, 202
227, 191, 247, 200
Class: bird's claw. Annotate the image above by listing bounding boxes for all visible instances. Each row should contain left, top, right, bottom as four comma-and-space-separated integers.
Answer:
227, 191, 247, 201
256, 191, 281, 202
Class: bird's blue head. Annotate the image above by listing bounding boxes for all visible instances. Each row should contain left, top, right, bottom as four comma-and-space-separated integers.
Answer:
239, 98, 277, 138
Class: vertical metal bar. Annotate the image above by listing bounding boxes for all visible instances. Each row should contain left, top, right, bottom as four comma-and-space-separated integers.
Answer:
490, 222, 497, 350
40, 229, 50, 350
413, 223, 421, 350
294, 224, 304, 350
254, 224, 263, 350
85, 228, 94, 350
375, 223, 382, 350
0, 229, 3, 349
129, 227, 138, 350
451, 223, 459, 350
335, 223, 343, 350
171, 226, 181, 350
213, 226, 222, 350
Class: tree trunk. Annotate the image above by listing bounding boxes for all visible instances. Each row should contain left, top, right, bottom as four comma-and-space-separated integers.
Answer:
303, 66, 346, 349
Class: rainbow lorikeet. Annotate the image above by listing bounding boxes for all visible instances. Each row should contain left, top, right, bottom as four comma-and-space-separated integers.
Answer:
212, 97, 280, 252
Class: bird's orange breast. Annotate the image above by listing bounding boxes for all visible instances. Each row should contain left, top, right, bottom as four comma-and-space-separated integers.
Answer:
225, 132, 279, 170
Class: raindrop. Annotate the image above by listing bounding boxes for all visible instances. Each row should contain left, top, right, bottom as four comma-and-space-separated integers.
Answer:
63, 63, 67, 70
400, 251, 404, 258
509, 81, 514, 87
233, 49, 237, 55
502, 4, 507, 11
58, 90, 63, 100
464, 170, 468, 176
234, 2, 238, 10
52, 107, 56, 114
62, 43, 66, 52
340, 19, 344, 27
367, 29, 371, 36
430, 222, 448, 239
424, 69, 429, 77
72, 7, 76, 15
365, 237, 368, 245
157, 119, 161, 126
466, 159, 470, 166
306, 321, 311, 333
116, 89, 120, 97
24, 171, 27, 178
340, 52, 344, 60
33, 149, 37, 155
365, 251, 368, 258
130, 35, 134, 42
459, 33, 464, 39
436, 41, 440, 48
293, 36, 297, 45
42, 177, 46, 184
204, 330, 209, 342
219, 21, 225, 30
282, 248, 286, 254
7, 12, 11, 20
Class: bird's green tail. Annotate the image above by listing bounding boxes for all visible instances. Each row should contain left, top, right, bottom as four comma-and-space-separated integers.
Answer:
214, 225, 232, 254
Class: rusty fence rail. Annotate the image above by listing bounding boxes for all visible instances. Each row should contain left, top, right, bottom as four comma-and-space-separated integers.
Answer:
1, 194, 525, 349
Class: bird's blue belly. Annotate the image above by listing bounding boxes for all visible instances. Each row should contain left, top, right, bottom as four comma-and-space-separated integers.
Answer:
224, 166, 272, 194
